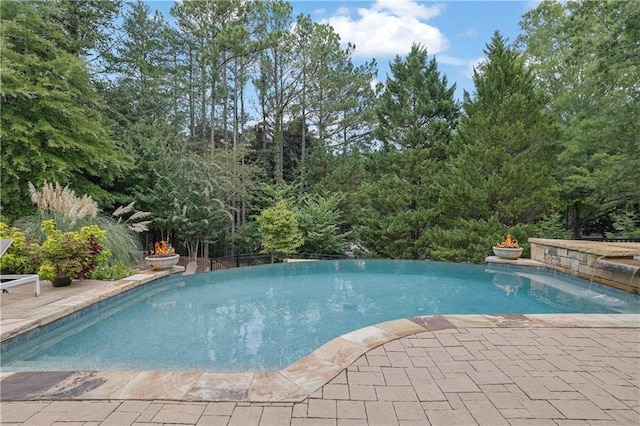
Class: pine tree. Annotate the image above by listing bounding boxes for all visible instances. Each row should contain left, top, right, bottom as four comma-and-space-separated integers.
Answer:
355, 45, 459, 258
438, 31, 560, 226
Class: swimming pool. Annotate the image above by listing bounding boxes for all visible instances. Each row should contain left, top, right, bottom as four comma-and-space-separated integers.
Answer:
2, 259, 639, 372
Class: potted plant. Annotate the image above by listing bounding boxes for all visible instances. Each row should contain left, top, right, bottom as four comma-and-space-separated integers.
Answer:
492, 231, 523, 259
145, 240, 180, 270
37, 220, 109, 286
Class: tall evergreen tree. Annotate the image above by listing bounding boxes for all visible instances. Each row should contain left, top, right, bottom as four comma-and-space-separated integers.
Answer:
437, 31, 559, 226
355, 45, 459, 258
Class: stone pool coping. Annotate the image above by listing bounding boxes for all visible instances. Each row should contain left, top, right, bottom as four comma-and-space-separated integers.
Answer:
1, 267, 639, 403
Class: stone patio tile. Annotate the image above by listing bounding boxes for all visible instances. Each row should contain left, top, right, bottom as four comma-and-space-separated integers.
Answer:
382, 367, 410, 385
365, 401, 398, 426
521, 400, 563, 419
508, 419, 557, 425
365, 354, 391, 366
292, 402, 307, 417
150, 402, 206, 423
348, 385, 377, 401
100, 410, 141, 426
386, 352, 413, 367
337, 400, 366, 419
572, 383, 630, 410
330, 370, 348, 385
607, 409, 640, 424
116, 400, 151, 413
291, 418, 336, 426
445, 346, 475, 361
16, 410, 66, 425
374, 385, 418, 401
393, 401, 427, 420
550, 399, 613, 420
435, 360, 473, 374
463, 398, 509, 425
133, 402, 163, 422
434, 374, 480, 393
468, 370, 512, 385
405, 337, 441, 348
404, 367, 434, 382
434, 333, 462, 347
0, 401, 51, 423
485, 392, 524, 409
228, 406, 263, 426
202, 402, 236, 416
382, 340, 405, 352
347, 371, 385, 386
337, 419, 369, 426
197, 415, 232, 426
40, 401, 121, 422
411, 380, 446, 402
322, 383, 350, 400
426, 409, 476, 425
307, 399, 337, 418
469, 359, 500, 372
258, 406, 293, 425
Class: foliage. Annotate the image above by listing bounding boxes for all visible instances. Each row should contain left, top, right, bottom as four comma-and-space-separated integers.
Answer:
0, 0, 130, 220
0, 222, 37, 273
28, 181, 98, 227
355, 46, 458, 259
257, 200, 304, 254
296, 192, 350, 254
375, 43, 459, 153
37, 220, 110, 281
437, 31, 559, 228
87, 263, 136, 281
518, 0, 640, 237
421, 217, 505, 263
605, 212, 640, 239
530, 213, 571, 240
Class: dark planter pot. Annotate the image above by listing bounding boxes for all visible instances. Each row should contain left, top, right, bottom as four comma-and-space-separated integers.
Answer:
52, 274, 72, 287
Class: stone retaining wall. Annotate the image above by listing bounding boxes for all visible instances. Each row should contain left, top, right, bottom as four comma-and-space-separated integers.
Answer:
529, 238, 640, 294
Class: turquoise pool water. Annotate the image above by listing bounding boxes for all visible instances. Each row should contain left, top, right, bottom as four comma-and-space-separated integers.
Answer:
2, 259, 639, 372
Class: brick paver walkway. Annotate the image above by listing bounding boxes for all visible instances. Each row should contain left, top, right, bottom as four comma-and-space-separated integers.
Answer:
2, 325, 639, 425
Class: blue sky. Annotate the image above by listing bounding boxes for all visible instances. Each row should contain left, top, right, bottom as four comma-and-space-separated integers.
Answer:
149, 0, 537, 99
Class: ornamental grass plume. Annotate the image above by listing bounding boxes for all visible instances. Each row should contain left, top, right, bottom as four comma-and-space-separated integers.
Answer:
28, 181, 98, 227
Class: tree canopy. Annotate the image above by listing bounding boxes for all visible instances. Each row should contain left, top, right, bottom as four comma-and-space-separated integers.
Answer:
1, 0, 637, 260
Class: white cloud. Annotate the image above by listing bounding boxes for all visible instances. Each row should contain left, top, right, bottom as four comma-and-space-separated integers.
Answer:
323, 0, 448, 59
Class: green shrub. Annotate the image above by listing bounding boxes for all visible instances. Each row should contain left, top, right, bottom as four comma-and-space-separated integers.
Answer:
0, 222, 37, 273
87, 263, 135, 280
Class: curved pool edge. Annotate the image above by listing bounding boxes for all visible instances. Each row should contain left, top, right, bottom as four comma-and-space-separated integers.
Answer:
1, 313, 638, 402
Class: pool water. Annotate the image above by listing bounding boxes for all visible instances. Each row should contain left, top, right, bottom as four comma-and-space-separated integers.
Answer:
2, 260, 639, 372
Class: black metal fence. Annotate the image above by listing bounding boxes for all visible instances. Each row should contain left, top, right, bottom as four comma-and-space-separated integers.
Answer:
579, 237, 640, 243
210, 252, 348, 271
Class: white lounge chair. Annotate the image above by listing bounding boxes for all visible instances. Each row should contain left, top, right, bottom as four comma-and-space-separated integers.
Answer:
0, 238, 40, 296
183, 261, 197, 276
